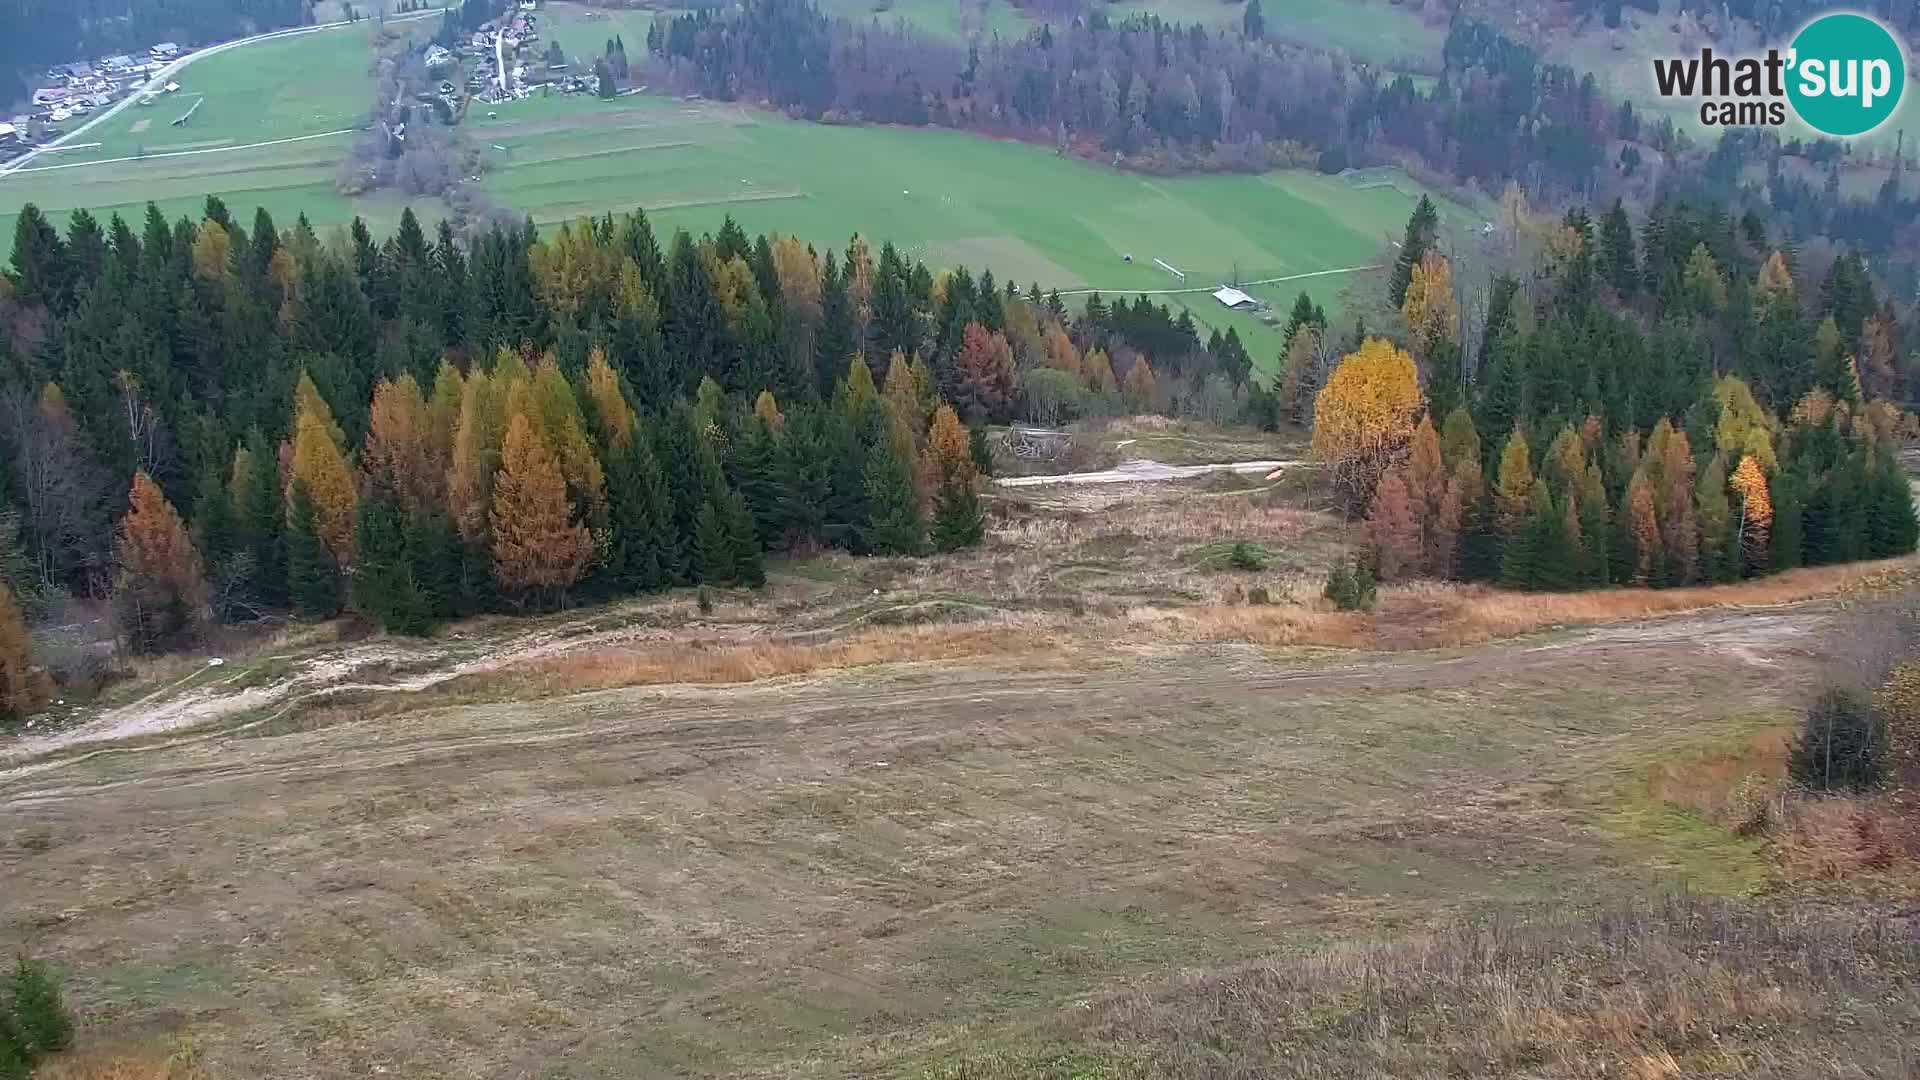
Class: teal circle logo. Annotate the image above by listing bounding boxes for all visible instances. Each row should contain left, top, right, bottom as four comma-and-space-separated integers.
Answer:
1787, 13, 1906, 137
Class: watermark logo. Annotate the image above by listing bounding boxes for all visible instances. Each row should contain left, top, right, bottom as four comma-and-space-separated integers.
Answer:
1650, 12, 1907, 137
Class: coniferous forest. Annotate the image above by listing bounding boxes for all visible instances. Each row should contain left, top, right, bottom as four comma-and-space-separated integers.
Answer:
1305, 194, 1920, 594
2, 197, 1262, 657
0, 176, 1914, 691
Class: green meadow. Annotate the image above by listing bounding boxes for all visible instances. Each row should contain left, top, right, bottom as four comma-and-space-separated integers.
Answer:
471, 94, 1477, 366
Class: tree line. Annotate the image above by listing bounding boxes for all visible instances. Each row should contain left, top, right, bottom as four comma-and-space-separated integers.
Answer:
1301, 192, 1919, 593
0, 195, 1274, 700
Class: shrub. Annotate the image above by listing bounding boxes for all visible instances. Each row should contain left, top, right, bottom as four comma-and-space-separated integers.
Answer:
1789, 687, 1887, 793
1227, 542, 1267, 572
0, 958, 74, 1075
1323, 558, 1376, 611
697, 587, 715, 615
1247, 586, 1271, 606
1876, 660, 1920, 788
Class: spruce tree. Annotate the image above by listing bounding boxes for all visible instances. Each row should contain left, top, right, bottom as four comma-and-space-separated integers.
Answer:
352, 492, 431, 634
824, 410, 870, 548
732, 415, 788, 547
1387, 196, 1438, 309
693, 499, 735, 584
861, 436, 925, 555
286, 481, 340, 618
238, 429, 286, 606
933, 482, 985, 552
1867, 449, 1920, 557
1424, 337, 1464, 422
778, 409, 834, 548
1694, 453, 1735, 582
604, 435, 675, 592
1599, 199, 1638, 297
723, 488, 766, 586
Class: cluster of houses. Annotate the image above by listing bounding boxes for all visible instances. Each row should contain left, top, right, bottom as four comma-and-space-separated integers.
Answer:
2, 41, 185, 158
458, 6, 603, 108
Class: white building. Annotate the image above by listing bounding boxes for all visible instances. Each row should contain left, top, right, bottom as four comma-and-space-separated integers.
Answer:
1211, 286, 1257, 309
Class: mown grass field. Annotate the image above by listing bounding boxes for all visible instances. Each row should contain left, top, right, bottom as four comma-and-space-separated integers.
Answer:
472, 94, 1479, 368
71, 26, 378, 164
0, 516, 1888, 1076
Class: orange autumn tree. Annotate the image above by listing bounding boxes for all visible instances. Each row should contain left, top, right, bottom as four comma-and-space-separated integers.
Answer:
0, 581, 45, 725
1729, 455, 1772, 575
1310, 337, 1423, 514
1366, 468, 1421, 580
1122, 356, 1158, 413
118, 471, 212, 652
364, 374, 444, 517
1400, 249, 1459, 348
1625, 472, 1662, 585
490, 413, 593, 605
288, 395, 358, 564
1404, 415, 1448, 574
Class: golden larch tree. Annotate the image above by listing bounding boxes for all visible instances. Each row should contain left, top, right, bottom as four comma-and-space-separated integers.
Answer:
1310, 337, 1423, 512
1400, 249, 1459, 347
119, 471, 212, 649
1626, 473, 1661, 585
0, 581, 44, 724
925, 402, 976, 487
1084, 347, 1119, 396
289, 407, 358, 563
448, 368, 506, 544
1654, 427, 1698, 585
753, 390, 786, 434
1044, 328, 1082, 378
503, 355, 599, 515
1712, 375, 1777, 472
428, 361, 466, 472
364, 374, 442, 516
1494, 429, 1534, 532
881, 351, 928, 443
1729, 455, 1772, 575
771, 234, 822, 316
191, 219, 232, 283
293, 371, 346, 452
1753, 250, 1794, 309
491, 413, 593, 600
1404, 415, 1445, 573
1122, 356, 1157, 413
585, 348, 636, 450
1366, 468, 1421, 581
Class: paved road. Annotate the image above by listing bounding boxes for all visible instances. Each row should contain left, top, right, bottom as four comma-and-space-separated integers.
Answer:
1, 6, 445, 175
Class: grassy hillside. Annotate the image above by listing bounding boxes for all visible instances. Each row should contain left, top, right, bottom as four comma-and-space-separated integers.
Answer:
471, 94, 1480, 368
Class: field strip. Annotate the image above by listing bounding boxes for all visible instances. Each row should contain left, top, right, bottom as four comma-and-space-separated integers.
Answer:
1053, 263, 1383, 297
499, 140, 696, 165
1, 129, 355, 176
526, 190, 807, 223
0, 5, 443, 174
